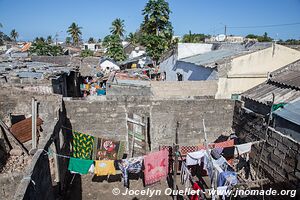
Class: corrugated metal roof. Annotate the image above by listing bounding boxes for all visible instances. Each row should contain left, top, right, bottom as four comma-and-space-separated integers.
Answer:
270, 70, 300, 89
242, 82, 300, 105
10, 117, 43, 143
274, 100, 300, 125
179, 49, 243, 66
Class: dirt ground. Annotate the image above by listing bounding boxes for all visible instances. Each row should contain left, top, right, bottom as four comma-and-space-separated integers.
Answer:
64, 173, 177, 200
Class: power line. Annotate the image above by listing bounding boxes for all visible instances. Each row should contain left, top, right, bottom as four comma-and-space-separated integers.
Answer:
228, 22, 300, 29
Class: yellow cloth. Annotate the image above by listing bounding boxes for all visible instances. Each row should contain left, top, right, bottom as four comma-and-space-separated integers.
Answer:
131, 63, 137, 68
94, 160, 116, 176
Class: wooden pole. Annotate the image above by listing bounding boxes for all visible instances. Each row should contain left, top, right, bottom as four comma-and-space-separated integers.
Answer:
31, 98, 37, 150
173, 121, 179, 200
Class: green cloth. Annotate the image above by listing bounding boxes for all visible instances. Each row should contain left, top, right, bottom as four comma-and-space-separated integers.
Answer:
72, 131, 94, 159
68, 157, 94, 175
272, 103, 287, 112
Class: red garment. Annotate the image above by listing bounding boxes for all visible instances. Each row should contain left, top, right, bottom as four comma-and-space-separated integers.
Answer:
180, 146, 199, 156
214, 139, 234, 148
190, 182, 202, 200
144, 149, 169, 185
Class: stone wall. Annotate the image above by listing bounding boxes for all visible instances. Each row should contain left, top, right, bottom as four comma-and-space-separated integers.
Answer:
63, 96, 234, 150
233, 100, 300, 188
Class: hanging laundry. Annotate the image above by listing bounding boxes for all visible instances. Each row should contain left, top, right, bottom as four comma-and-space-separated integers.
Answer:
94, 160, 116, 176
217, 171, 238, 187
118, 157, 143, 187
72, 131, 94, 160
88, 164, 95, 174
198, 145, 206, 150
190, 182, 202, 200
68, 157, 94, 175
234, 142, 252, 155
144, 149, 169, 186
186, 150, 206, 166
93, 138, 125, 160
180, 162, 192, 188
180, 145, 199, 156
214, 139, 234, 149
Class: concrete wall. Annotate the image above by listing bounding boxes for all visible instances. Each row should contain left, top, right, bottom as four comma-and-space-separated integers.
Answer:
0, 86, 71, 199
178, 43, 213, 59
233, 101, 300, 188
63, 97, 234, 150
106, 80, 218, 98
150, 81, 218, 98
216, 44, 300, 99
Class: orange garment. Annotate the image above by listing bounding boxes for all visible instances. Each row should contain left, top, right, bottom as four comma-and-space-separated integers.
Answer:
214, 139, 234, 148
94, 160, 116, 176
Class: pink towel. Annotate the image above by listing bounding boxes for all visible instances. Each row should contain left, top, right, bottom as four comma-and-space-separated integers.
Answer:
144, 149, 169, 185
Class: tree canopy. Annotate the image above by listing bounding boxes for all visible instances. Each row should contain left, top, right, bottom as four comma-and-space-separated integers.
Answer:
181, 31, 210, 43
140, 0, 173, 64
10, 29, 19, 42
46, 35, 53, 44
245, 32, 273, 42
29, 37, 63, 56
67, 22, 82, 46
102, 34, 126, 62
88, 37, 96, 44
110, 18, 125, 38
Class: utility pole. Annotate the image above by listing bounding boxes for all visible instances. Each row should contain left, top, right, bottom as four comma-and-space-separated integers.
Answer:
224, 25, 227, 36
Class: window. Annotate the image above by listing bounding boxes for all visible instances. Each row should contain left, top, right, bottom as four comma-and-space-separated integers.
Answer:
176, 72, 183, 81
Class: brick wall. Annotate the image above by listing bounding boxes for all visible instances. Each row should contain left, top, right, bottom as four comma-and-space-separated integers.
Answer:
233, 100, 300, 188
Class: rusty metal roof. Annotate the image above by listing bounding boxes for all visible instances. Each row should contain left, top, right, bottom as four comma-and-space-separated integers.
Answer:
10, 117, 43, 143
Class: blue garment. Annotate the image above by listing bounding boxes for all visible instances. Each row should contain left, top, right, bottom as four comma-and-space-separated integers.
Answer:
118, 157, 143, 187
217, 171, 238, 187
97, 89, 106, 96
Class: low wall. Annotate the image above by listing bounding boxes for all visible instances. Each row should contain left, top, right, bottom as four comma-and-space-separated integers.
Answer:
64, 96, 234, 150
106, 80, 218, 98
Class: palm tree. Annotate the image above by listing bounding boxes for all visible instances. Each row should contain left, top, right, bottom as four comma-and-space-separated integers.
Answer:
67, 22, 82, 46
10, 29, 19, 42
110, 18, 125, 38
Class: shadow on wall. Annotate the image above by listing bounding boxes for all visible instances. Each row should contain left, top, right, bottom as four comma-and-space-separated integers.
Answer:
21, 100, 82, 200
172, 61, 217, 81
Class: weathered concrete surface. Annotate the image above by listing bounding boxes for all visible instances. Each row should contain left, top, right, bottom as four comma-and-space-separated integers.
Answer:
64, 96, 234, 150
0, 86, 70, 200
150, 81, 218, 98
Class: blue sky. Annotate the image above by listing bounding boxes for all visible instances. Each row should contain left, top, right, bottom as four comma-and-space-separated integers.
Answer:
0, 0, 300, 41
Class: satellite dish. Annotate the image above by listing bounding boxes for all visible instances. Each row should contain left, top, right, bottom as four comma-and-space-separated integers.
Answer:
216, 34, 226, 42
